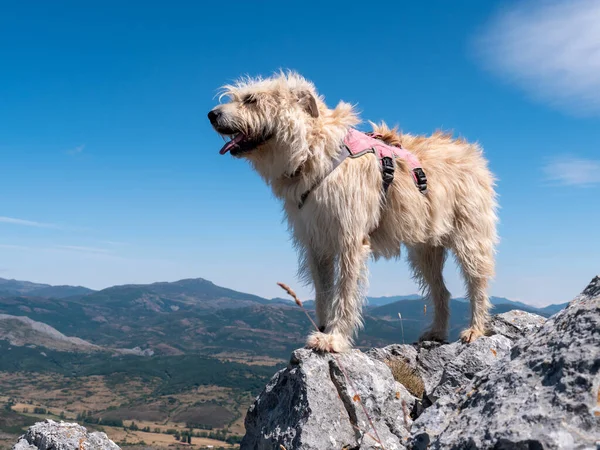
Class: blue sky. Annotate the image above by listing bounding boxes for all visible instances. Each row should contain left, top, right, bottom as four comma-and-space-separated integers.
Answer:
1, 1, 599, 306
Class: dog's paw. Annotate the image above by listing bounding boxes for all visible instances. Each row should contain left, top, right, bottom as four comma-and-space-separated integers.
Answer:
460, 327, 485, 343
418, 329, 448, 343
306, 331, 351, 353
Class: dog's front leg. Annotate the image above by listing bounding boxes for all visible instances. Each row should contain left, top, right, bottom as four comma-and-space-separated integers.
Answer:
306, 249, 335, 331
306, 236, 370, 353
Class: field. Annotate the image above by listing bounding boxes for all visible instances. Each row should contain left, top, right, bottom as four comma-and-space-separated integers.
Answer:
84, 427, 235, 448
0, 368, 265, 448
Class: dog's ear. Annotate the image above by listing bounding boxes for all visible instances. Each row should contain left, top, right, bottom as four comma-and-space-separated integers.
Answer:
297, 91, 319, 118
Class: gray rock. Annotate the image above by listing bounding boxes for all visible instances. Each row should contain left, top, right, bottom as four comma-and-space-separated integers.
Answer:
429, 334, 512, 401
367, 344, 419, 370
410, 275, 600, 450
13, 420, 120, 450
410, 342, 460, 399
369, 310, 545, 404
241, 348, 416, 450
13, 439, 37, 450
488, 309, 547, 340
582, 275, 600, 299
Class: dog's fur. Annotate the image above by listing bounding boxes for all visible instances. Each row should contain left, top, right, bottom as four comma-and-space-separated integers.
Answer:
209, 71, 498, 352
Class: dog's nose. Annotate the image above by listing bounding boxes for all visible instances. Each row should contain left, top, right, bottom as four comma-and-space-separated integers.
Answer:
208, 109, 221, 125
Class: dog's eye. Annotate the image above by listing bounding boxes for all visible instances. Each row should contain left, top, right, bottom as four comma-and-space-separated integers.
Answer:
242, 95, 257, 105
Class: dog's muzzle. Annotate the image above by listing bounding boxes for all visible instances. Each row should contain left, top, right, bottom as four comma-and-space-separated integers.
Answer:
208, 108, 272, 156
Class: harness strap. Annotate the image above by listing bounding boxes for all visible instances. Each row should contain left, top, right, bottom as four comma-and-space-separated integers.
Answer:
298, 145, 351, 208
298, 129, 428, 209
359, 130, 428, 195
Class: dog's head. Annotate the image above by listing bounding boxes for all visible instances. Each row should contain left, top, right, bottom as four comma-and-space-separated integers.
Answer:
208, 71, 320, 158
208, 71, 359, 185
208, 72, 329, 180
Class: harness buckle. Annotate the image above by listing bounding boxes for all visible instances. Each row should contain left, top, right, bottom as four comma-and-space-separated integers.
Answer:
381, 156, 395, 193
412, 168, 428, 194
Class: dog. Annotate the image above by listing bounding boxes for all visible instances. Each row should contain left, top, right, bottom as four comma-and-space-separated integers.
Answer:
208, 71, 498, 352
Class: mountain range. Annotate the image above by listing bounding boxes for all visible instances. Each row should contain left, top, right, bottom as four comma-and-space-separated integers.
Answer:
0, 277, 94, 299
0, 276, 568, 360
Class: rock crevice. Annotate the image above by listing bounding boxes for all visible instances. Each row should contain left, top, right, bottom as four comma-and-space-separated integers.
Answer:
327, 359, 362, 443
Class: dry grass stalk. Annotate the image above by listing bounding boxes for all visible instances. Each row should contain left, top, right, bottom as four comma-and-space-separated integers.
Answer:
277, 282, 320, 331
277, 282, 386, 450
385, 359, 425, 399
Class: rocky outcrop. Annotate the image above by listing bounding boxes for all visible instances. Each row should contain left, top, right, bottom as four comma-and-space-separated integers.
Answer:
368, 310, 546, 404
242, 276, 600, 450
13, 420, 120, 450
410, 275, 600, 450
242, 348, 416, 450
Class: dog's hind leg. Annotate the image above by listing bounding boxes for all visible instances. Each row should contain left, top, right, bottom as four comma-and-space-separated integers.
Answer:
452, 234, 495, 343
306, 236, 370, 353
305, 249, 336, 331
408, 244, 451, 342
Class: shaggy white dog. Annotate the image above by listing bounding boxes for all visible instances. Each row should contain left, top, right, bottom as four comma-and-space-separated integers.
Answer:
209, 71, 498, 352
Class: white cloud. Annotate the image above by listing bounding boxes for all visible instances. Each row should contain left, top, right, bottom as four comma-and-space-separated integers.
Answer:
0, 244, 32, 250
542, 155, 600, 186
55, 245, 111, 254
66, 144, 85, 155
475, 0, 600, 116
0, 243, 111, 256
0, 216, 91, 233
0, 216, 59, 229
101, 240, 129, 246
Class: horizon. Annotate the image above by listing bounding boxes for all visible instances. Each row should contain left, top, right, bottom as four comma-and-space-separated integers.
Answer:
1, 1, 599, 308
0, 273, 575, 308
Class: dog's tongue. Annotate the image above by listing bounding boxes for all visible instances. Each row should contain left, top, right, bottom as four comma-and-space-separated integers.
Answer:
219, 134, 245, 155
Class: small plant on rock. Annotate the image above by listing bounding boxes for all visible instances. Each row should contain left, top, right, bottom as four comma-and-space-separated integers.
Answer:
385, 359, 425, 399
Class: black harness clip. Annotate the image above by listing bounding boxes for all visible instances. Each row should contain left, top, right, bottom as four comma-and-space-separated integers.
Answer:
412, 168, 428, 194
381, 156, 395, 193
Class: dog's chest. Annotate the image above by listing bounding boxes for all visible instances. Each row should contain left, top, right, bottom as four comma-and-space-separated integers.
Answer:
283, 190, 341, 247
284, 176, 382, 249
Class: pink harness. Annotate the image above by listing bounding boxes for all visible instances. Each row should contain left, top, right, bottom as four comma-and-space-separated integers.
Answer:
298, 128, 428, 209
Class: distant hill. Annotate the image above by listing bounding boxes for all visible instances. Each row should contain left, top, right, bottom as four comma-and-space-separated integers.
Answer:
537, 302, 570, 315
366, 297, 553, 343
0, 278, 303, 358
0, 313, 102, 352
363, 299, 471, 344
454, 296, 568, 316
0, 276, 568, 359
0, 313, 154, 355
0, 278, 48, 294
366, 294, 422, 307
490, 296, 546, 310
82, 277, 271, 311
491, 297, 569, 316
275, 295, 422, 308
0, 277, 94, 298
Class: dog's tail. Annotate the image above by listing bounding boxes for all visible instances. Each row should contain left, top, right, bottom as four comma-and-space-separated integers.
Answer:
368, 121, 403, 147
